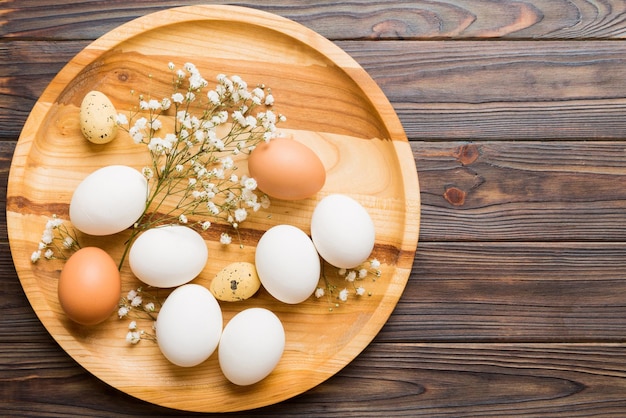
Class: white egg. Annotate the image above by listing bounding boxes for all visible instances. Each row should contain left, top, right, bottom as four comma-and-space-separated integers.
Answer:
218, 308, 285, 385
129, 225, 208, 288
255, 225, 320, 304
69, 165, 148, 236
311, 194, 375, 269
156, 284, 222, 367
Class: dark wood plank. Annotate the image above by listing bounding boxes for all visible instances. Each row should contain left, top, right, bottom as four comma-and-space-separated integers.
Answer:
0, 41, 86, 140
3, 0, 626, 40
3, 338, 626, 416
383, 242, 626, 342
0, 141, 14, 240
4, 41, 626, 141
4, 239, 626, 342
341, 40, 626, 140
415, 141, 626, 242
6, 128, 626, 245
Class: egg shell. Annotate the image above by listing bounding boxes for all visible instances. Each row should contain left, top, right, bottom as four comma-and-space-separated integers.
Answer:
247, 137, 326, 200
156, 284, 223, 367
210, 261, 261, 302
255, 224, 320, 304
129, 225, 208, 288
58, 247, 121, 326
69, 165, 148, 236
80, 90, 118, 144
311, 194, 375, 269
218, 308, 285, 386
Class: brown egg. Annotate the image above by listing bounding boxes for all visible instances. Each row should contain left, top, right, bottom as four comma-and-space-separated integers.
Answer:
248, 137, 326, 200
58, 247, 121, 326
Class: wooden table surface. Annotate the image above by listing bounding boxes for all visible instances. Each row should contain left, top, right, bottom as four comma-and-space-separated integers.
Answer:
3, 1, 626, 416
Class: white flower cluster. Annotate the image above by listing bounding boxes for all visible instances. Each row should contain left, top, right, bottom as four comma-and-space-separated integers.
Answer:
315, 258, 381, 310
118, 288, 158, 344
31, 215, 80, 263
117, 62, 284, 235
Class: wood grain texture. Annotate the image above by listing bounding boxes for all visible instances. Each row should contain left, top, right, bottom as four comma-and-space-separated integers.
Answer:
4, 254, 626, 415
3, 0, 626, 40
416, 141, 626, 242
4, 0, 626, 416
387, 242, 626, 342
342, 40, 626, 140
5, 40, 626, 142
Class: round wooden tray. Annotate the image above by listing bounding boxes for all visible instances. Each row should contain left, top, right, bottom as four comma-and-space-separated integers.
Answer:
6, 5, 420, 412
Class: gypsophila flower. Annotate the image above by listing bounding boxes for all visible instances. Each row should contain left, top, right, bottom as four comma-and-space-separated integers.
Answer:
220, 233, 232, 245
234, 208, 247, 223
116, 113, 128, 125
148, 99, 161, 110
118, 287, 159, 344
243, 176, 257, 190
41, 229, 53, 245
130, 295, 143, 307
63, 236, 74, 249
126, 331, 141, 345
207, 89, 220, 105
315, 287, 325, 298
31, 215, 81, 263
118, 306, 129, 318
142, 167, 154, 179
317, 258, 380, 309
113, 63, 282, 259
370, 259, 381, 269
149, 118, 162, 131
171, 92, 184, 104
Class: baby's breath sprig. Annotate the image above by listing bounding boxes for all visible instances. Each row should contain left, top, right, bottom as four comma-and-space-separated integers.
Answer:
115, 62, 284, 267
316, 258, 382, 311
30, 215, 81, 263
32, 63, 283, 269
118, 287, 160, 344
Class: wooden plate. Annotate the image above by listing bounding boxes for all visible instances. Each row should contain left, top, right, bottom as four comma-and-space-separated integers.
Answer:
6, 5, 420, 412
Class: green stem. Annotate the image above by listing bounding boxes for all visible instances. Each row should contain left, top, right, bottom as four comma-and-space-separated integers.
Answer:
118, 226, 142, 271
